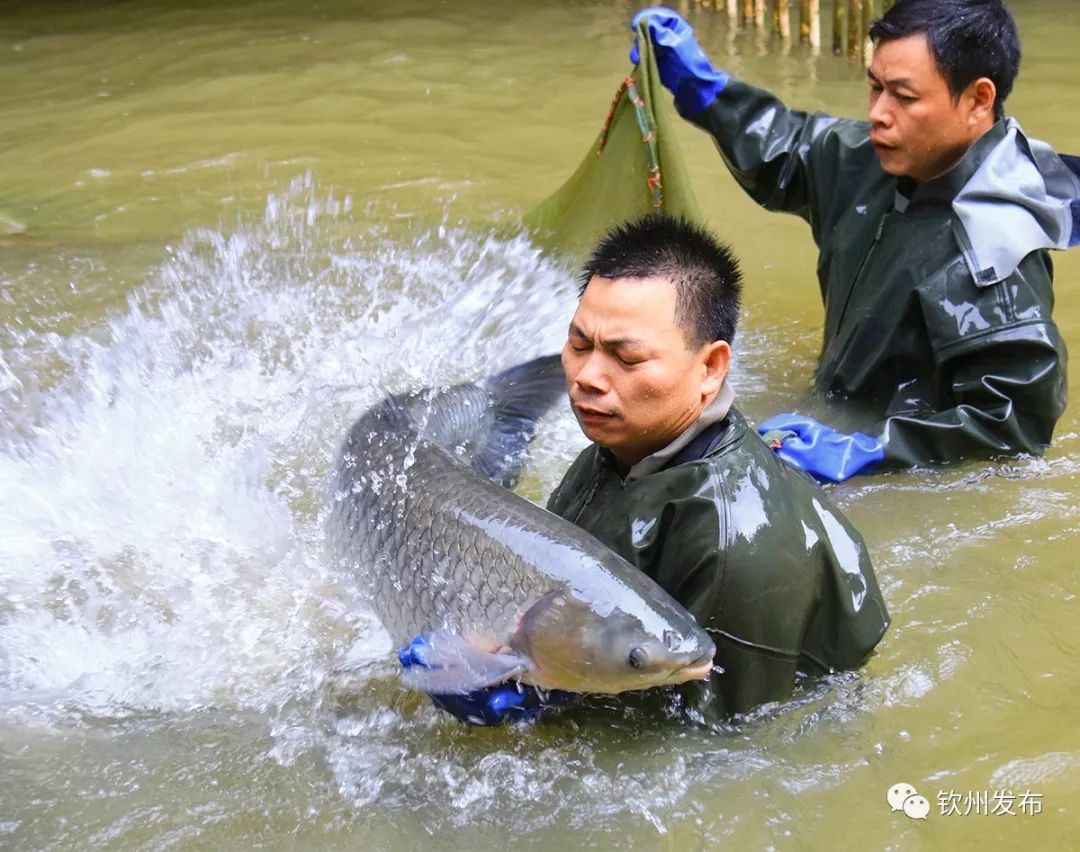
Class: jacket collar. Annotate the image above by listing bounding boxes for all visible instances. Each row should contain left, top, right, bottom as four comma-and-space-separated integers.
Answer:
952, 119, 1080, 284
898, 120, 1008, 211
893, 119, 1080, 285
597, 380, 735, 483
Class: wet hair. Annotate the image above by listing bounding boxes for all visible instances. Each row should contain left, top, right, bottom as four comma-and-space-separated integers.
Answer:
869, 0, 1020, 120
579, 213, 742, 349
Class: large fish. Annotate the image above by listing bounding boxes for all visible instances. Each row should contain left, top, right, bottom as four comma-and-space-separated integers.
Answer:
326, 355, 715, 696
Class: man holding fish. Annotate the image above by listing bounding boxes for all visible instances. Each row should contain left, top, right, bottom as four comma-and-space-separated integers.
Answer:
388, 214, 890, 725
548, 214, 891, 718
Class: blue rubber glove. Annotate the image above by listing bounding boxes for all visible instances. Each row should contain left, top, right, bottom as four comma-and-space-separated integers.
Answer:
757, 414, 885, 482
398, 636, 573, 726
629, 7, 730, 116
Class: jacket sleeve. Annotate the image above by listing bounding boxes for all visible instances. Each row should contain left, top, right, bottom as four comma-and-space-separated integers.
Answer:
876, 252, 1068, 466
685, 79, 865, 241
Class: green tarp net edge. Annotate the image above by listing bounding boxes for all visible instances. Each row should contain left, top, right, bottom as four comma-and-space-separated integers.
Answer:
522, 23, 703, 261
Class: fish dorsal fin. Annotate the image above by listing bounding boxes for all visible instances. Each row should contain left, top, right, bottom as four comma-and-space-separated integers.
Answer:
471, 354, 565, 488
403, 355, 564, 488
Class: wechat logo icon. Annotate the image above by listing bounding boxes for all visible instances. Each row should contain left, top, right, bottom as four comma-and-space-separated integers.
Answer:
887, 782, 930, 820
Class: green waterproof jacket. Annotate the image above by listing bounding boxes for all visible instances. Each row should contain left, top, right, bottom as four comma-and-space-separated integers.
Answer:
687, 80, 1069, 467
547, 406, 890, 716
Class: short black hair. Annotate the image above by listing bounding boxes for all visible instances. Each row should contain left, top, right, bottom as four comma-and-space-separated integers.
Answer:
870, 0, 1020, 120
579, 213, 742, 349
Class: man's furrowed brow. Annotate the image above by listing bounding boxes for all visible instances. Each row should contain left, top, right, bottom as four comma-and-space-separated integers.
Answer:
867, 68, 916, 90
604, 336, 648, 351
569, 323, 646, 350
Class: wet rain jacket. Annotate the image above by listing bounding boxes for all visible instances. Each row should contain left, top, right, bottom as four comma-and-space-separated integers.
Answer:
688, 79, 1073, 467
547, 406, 890, 716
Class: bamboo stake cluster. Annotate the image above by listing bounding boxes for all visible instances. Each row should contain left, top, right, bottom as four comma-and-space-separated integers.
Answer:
687, 0, 892, 61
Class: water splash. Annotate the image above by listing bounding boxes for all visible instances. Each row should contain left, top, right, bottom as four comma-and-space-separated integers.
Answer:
0, 177, 579, 723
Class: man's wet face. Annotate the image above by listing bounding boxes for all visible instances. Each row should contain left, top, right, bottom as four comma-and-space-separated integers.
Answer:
867, 33, 990, 183
561, 275, 724, 468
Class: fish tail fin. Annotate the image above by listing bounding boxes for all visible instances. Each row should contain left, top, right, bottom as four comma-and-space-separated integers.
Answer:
474, 354, 565, 487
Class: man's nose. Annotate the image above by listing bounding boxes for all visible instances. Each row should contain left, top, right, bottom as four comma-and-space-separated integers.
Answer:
573, 352, 609, 393
869, 93, 892, 127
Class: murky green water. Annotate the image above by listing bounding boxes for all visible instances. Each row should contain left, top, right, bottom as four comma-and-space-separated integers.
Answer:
3, 1, 1079, 848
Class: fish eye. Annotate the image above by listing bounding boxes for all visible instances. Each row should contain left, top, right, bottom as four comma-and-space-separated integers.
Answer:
628, 647, 650, 669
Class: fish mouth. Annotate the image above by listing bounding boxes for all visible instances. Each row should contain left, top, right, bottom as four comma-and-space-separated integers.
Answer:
678, 651, 716, 681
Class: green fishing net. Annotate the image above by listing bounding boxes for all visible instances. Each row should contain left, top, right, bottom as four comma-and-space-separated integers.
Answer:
522, 22, 702, 258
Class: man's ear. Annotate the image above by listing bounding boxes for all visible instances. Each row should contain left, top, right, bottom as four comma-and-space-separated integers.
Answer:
968, 77, 997, 125
700, 340, 731, 399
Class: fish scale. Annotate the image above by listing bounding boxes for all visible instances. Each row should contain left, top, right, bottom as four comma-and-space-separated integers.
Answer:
331, 426, 542, 643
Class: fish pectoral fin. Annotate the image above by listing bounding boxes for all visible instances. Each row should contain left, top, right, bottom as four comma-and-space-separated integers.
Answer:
399, 631, 528, 695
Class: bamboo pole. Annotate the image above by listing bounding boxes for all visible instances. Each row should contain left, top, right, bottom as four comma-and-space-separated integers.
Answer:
862, 0, 875, 66
832, 0, 843, 54
754, 0, 767, 28
729, 0, 740, 25
846, 0, 859, 60
799, 0, 820, 50
862, 0, 876, 38
743, 0, 753, 26
776, 0, 791, 41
